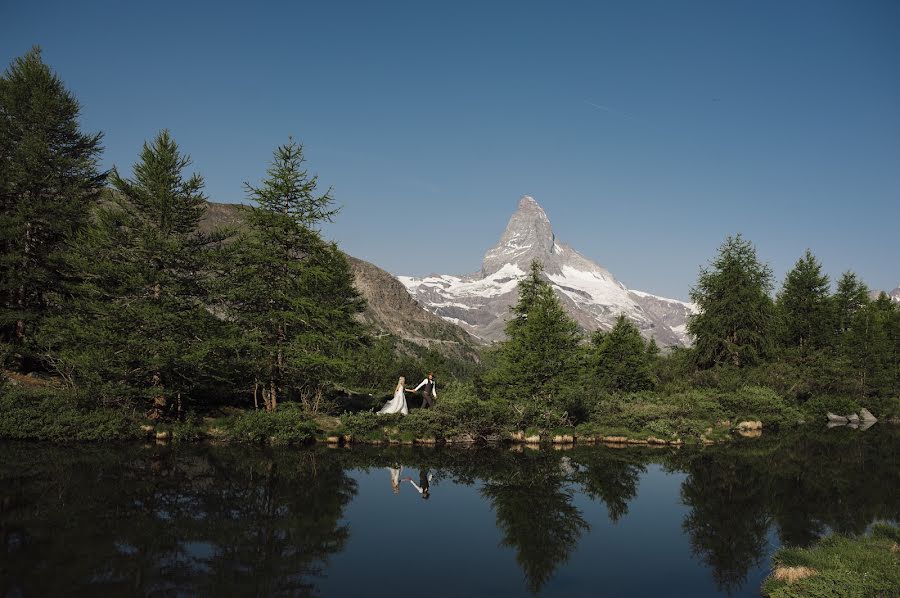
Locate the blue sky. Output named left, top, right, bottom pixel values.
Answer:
left=3, top=0, right=898, bottom=300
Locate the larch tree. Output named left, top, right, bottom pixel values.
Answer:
left=0, top=47, right=105, bottom=362
left=775, top=250, right=831, bottom=352
left=688, top=234, right=774, bottom=368
left=40, top=131, right=222, bottom=413
left=218, top=138, right=365, bottom=412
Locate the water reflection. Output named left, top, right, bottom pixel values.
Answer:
left=1, top=427, right=897, bottom=596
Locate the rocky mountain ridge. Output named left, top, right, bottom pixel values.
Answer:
left=198, top=202, right=482, bottom=360
left=399, top=196, right=695, bottom=346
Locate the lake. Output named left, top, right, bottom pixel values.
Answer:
left=1, top=427, right=897, bottom=597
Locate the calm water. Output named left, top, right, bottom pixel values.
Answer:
left=1, top=428, right=897, bottom=597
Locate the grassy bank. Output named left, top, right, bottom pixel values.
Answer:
left=3, top=380, right=897, bottom=445
left=763, top=524, right=900, bottom=597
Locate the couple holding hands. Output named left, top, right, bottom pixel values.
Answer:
left=378, top=372, right=437, bottom=415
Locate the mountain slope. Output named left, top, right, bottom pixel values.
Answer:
left=399, top=196, right=695, bottom=346
left=198, top=201, right=482, bottom=359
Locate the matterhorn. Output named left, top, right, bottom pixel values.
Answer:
left=399, top=196, right=695, bottom=346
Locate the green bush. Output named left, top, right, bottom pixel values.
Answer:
left=222, top=403, right=319, bottom=444
left=398, top=408, right=446, bottom=439
left=718, top=386, right=802, bottom=427
left=0, top=387, right=142, bottom=442
left=168, top=413, right=206, bottom=443
left=339, top=410, right=382, bottom=438
left=798, top=395, right=861, bottom=421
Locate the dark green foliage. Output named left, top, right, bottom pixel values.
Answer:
left=591, top=314, right=655, bottom=392
left=776, top=250, right=831, bottom=352
left=221, top=402, right=319, bottom=444
left=0, top=47, right=105, bottom=356
left=217, top=139, right=365, bottom=412
left=37, top=132, right=224, bottom=411
left=689, top=234, right=774, bottom=368
left=0, top=386, right=141, bottom=441
left=481, top=261, right=583, bottom=427
left=831, top=271, right=869, bottom=338
left=839, top=293, right=899, bottom=397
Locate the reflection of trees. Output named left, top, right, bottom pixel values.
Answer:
left=678, top=451, right=770, bottom=593
left=2, top=428, right=898, bottom=597
left=675, top=426, right=900, bottom=593
left=481, top=452, right=588, bottom=594
left=570, top=449, right=647, bottom=522
left=0, top=444, right=356, bottom=597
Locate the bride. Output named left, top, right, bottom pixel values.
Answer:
left=378, top=377, right=409, bottom=415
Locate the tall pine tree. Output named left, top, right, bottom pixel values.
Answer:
left=218, top=139, right=365, bottom=412
left=40, top=131, right=222, bottom=413
left=591, top=314, right=655, bottom=392
left=0, top=47, right=105, bottom=360
left=775, top=250, right=831, bottom=352
left=481, top=261, right=582, bottom=424
left=688, top=234, right=774, bottom=368
left=832, top=271, right=869, bottom=338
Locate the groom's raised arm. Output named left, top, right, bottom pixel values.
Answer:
left=412, top=379, right=427, bottom=391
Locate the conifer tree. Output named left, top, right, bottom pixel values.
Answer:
left=832, top=271, right=869, bottom=337
left=481, top=261, right=582, bottom=422
left=775, top=250, right=831, bottom=352
left=842, top=293, right=899, bottom=396
left=219, top=139, right=364, bottom=411
left=0, top=47, right=105, bottom=358
left=688, top=234, right=774, bottom=368
left=40, top=131, right=221, bottom=412
left=591, top=315, right=655, bottom=392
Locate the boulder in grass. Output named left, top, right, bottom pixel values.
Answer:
left=859, top=408, right=878, bottom=423
left=827, top=412, right=848, bottom=424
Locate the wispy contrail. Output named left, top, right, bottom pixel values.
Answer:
left=584, top=100, right=617, bottom=113
left=584, top=99, right=641, bottom=122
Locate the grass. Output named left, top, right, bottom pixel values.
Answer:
left=763, top=523, right=900, bottom=597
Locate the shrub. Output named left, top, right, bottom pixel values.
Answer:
left=222, top=403, right=318, bottom=444
left=398, top=408, right=446, bottom=439
left=339, top=411, right=382, bottom=438
left=799, top=395, right=862, bottom=421
left=0, top=387, right=142, bottom=442
left=718, top=386, right=801, bottom=428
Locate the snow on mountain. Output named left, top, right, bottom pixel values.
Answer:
left=890, top=286, right=900, bottom=303
left=399, top=195, right=695, bottom=346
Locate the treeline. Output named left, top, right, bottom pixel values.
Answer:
left=474, top=233, right=898, bottom=434
left=1, top=48, right=897, bottom=440
left=1, top=48, right=432, bottom=417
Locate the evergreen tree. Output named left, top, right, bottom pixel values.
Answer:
left=842, top=293, right=899, bottom=396
left=832, top=271, right=869, bottom=338
left=218, top=139, right=365, bottom=412
left=481, top=261, right=582, bottom=424
left=775, top=250, right=831, bottom=352
left=40, top=131, right=222, bottom=412
left=0, top=47, right=105, bottom=358
left=591, top=314, right=655, bottom=392
left=688, top=234, right=774, bottom=368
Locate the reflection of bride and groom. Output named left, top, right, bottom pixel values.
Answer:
left=387, top=465, right=433, bottom=499
left=377, top=373, right=437, bottom=415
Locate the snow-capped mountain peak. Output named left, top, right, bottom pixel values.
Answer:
left=401, top=195, right=695, bottom=346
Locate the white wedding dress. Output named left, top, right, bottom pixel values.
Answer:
left=378, top=386, right=408, bottom=415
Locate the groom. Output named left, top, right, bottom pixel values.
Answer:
left=410, top=372, right=437, bottom=409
